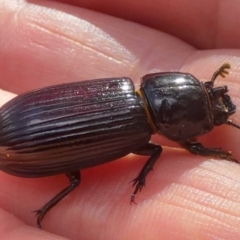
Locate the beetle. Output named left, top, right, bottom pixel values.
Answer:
left=0, top=63, right=239, bottom=228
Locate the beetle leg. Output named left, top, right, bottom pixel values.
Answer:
left=34, top=171, right=81, bottom=228
left=179, top=139, right=239, bottom=163
left=131, top=143, right=162, bottom=204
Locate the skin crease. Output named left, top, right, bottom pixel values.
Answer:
left=0, top=0, right=240, bottom=239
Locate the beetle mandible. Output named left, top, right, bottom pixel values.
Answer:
left=0, top=63, right=239, bottom=228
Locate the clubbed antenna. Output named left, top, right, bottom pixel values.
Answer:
left=211, top=63, right=231, bottom=83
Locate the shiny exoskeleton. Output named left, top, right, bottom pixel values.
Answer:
left=0, top=63, right=239, bottom=228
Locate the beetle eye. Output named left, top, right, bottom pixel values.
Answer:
left=214, top=113, right=228, bottom=125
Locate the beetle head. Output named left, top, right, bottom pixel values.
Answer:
left=205, top=84, right=236, bottom=126
left=203, top=63, right=240, bottom=129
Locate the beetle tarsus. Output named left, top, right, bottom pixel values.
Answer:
left=130, top=144, right=162, bottom=203
left=130, top=195, right=137, bottom=204
left=130, top=176, right=145, bottom=201
left=131, top=176, right=145, bottom=187
left=130, top=178, right=145, bottom=204
left=36, top=212, right=43, bottom=229
left=32, top=209, right=44, bottom=229
left=33, top=171, right=81, bottom=228
left=180, top=140, right=239, bottom=163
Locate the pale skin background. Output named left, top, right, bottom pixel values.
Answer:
left=0, top=0, right=240, bottom=239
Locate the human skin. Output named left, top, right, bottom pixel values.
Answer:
left=0, top=0, right=240, bottom=239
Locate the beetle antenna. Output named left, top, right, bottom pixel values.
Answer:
left=211, top=63, right=231, bottom=83
left=226, top=119, right=240, bottom=129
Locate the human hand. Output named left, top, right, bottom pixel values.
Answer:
left=0, top=1, right=240, bottom=239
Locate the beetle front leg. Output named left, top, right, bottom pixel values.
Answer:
left=131, top=143, right=162, bottom=203
left=34, top=171, right=81, bottom=228
left=179, top=139, right=239, bottom=163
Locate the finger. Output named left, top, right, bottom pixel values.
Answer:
left=0, top=1, right=240, bottom=240
left=0, top=0, right=193, bottom=94
left=0, top=208, right=68, bottom=239
left=56, top=0, right=240, bottom=49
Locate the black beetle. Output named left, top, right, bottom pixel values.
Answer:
left=0, top=63, right=239, bottom=228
